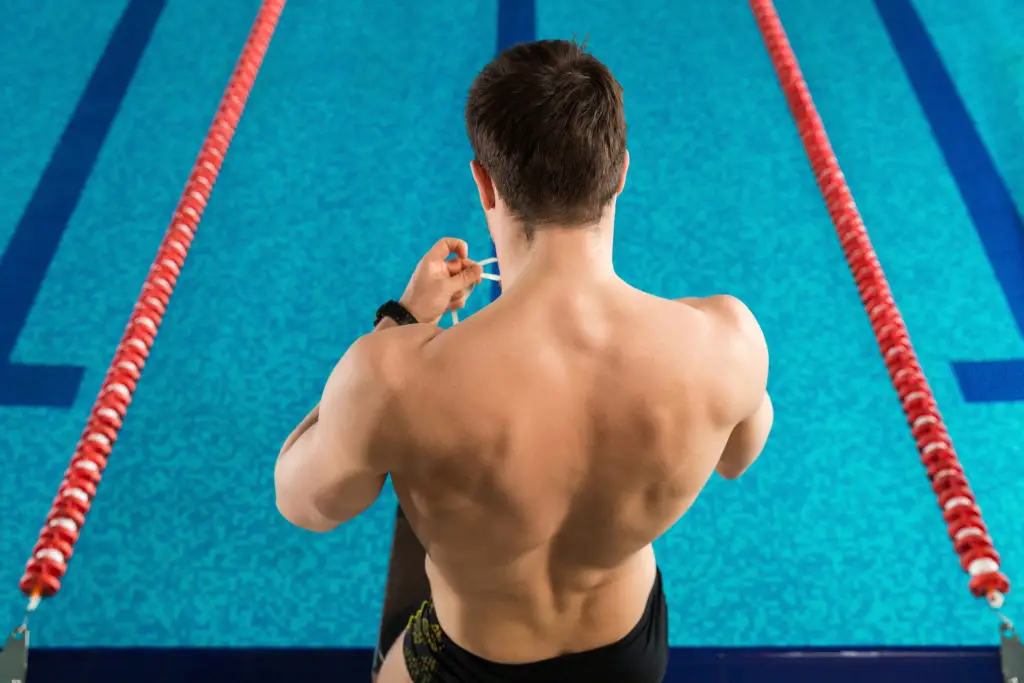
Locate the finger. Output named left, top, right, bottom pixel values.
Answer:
left=447, top=290, right=469, bottom=310
left=457, top=261, right=484, bottom=289
left=429, top=238, right=469, bottom=261
left=445, top=257, right=478, bottom=276
left=446, top=281, right=474, bottom=309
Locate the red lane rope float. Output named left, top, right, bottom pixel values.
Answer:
left=18, top=0, right=287, bottom=602
left=748, top=0, right=1010, bottom=605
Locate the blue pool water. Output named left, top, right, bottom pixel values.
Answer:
left=2, top=0, right=1022, bottom=668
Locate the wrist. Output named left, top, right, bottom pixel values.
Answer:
left=397, top=297, right=437, bottom=325
left=375, top=299, right=419, bottom=329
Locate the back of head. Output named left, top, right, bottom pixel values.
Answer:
left=466, top=39, right=627, bottom=234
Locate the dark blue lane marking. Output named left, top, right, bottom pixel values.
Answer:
left=25, top=646, right=1000, bottom=683
left=497, top=0, right=536, bottom=50
left=873, top=0, right=1024, bottom=403
left=484, top=0, right=536, bottom=302
left=0, top=0, right=167, bottom=407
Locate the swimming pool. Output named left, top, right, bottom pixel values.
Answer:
left=2, top=0, right=1022, bottom=681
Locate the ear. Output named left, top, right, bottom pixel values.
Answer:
left=470, top=160, right=497, bottom=211
left=616, top=150, right=630, bottom=196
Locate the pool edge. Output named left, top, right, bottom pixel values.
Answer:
left=24, top=646, right=1001, bottom=682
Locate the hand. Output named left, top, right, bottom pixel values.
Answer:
left=399, top=238, right=484, bottom=324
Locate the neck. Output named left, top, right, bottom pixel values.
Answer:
left=491, top=216, right=616, bottom=291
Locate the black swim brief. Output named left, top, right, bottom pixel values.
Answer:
left=396, top=569, right=668, bottom=683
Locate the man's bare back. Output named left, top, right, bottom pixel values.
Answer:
left=274, top=39, right=772, bottom=683
left=368, top=269, right=770, bottom=679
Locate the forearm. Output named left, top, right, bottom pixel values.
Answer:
left=717, top=392, right=773, bottom=480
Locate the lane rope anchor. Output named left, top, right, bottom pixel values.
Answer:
left=1002, top=614, right=1024, bottom=683
left=0, top=595, right=36, bottom=683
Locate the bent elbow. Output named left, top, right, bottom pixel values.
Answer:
left=274, top=472, right=338, bottom=533
left=715, top=461, right=748, bottom=480
left=275, top=495, right=337, bottom=533
left=717, top=394, right=773, bottom=481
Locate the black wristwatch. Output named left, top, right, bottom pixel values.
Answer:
left=374, top=300, right=418, bottom=327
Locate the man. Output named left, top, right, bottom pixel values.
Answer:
left=275, top=39, right=771, bottom=683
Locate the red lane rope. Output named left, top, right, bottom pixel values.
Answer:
left=19, top=0, right=287, bottom=601
left=747, top=0, right=1010, bottom=605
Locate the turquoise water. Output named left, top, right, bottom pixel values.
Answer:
left=1, top=0, right=1021, bottom=650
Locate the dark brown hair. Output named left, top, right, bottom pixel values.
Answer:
left=466, top=39, right=627, bottom=235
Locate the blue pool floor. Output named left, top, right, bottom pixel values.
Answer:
left=1, top=1, right=1023, bottom=678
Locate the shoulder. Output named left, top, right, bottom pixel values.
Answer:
left=319, top=325, right=445, bottom=469
left=679, top=295, right=766, bottom=359
left=677, top=295, right=768, bottom=418
left=328, top=324, right=443, bottom=398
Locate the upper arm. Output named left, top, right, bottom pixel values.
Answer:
left=686, top=294, right=769, bottom=423
left=273, top=335, right=394, bottom=531
left=682, top=295, right=771, bottom=478
left=315, top=335, right=398, bottom=477
left=314, top=324, right=442, bottom=475
left=275, top=325, right=443, bottom=531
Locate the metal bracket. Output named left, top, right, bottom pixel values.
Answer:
left=1002, top=621, right=1024, bottom=683
left=0, top=626, right=28, bottom=683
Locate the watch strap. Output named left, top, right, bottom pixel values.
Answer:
left=375, top=300, right=418, bottom=327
